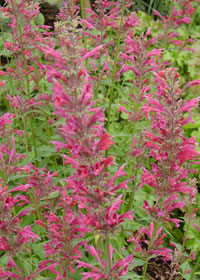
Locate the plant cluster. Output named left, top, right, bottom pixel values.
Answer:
left=0, top=0, right=199, bottom=279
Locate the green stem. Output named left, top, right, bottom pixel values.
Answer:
left=22, top=53, right=37, bottom=157
left=121, top=105, right=139, bottom=213
left=127, top=168, right=138, bottom=211
left=147, top=0, right=154, bottom=16
left=142, top=222, right=159, bottom=280
left=105, top=236, right=111, bottom=273
left=43, top=111, right=51, bottom=139
left=80, top=0, right=85, bottom=20
left=106, top=5, right=125, bottom=133
left=178, top=204, right=192, bottom=265
left=121, top=156, right=137, bottom=214
left=80, top=0, right=88, bottom=68
left=190, top=255, right=200, bottom=280
left=163, top=25, right=169, bottom=51
left=16, top=255, right=28, bottom=276
left=142, top=257, right=149, bottom=280
left=93, top=54, right=102, bottom=100
left=163, top=1, right=174, bottom=51
left=93, top=28, right=104, bottom=100
left=22, top=114, right=29, bottom=162
left=28, top=190, right=46, bottom=245
left=11, top=0, right=37, bottom=158
left=186, top=6, right=198, bottom=39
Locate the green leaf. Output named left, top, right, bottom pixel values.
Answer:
left=132, top=258, right=145, bottom=268
left=32, top=243, right=46, bottom=259
left=0, top=255, right=9, bottom=266
left=121, top=111, right=129, bottom=120
left=41, top=190, right=60, bottom=200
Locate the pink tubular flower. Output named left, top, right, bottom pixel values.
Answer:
left=80, top=45, right=103, bottom=61
left=96, top=133, right=114, bottom=151
left=154, top=3, right=193, bottom=28
left=0, top=184, right=39, bottom=255
left=77, top=245, right=133, bottom=280
left=0, top=136, right=32, bottom=182
left=0, top=112, right=22, bottom=139
left=128, top=222, right=172, bottom=261
left=84, top=197, right=133, bottom=234
left=179, top=97, right=199, bottom=112
left=143, top=194, right=185, bottom=227
left=153, top=1, right=197, bottom=49
left=7, top=95, right=42, bottom=114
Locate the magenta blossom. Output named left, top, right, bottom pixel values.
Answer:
left=0, top=184, right=40, bottom=255
left=83, top=196, right=133, bottom=234
left=143, top=194, right=185, bottom=227
left=128, top=222, right=172, bottom=261
left=77, top=245, right=133, bottom=280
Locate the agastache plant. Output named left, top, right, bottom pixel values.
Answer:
left=39, top=6, right=133, bottom=278
left=142, top=68, right=199, bottom=199
left=1, top=0, right=51, bottom=158
left=140, top=68, right=200, bottom=277
left=40, top=192, right=87, bottom=279
left=118, top=27, right=163, bottom=212
left=77, top=244, right=133, bottom=280
left=0, top=0, right=200, bottom=279
left=0, top=183, right=42, bottom=279
left=154, top=0, right=198, bottom=50
left=0, top=114, right=31, bottom=185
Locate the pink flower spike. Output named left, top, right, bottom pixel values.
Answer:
left=13, top=209, right=30, bottom=220
left=102, top=156, right=114, bottom=171
left=119, top=105, right=130, bottom=117
left=166, top=218, right=181, bottom=227
left=170, top=242, right=179, bottom=250
left=44, top=46, right=63, bottom=61
left=185, top=269, right=192, bottom=274
left=152, top=227, right=163, bottom=244
left=8, top=258, right=22, bottom=274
